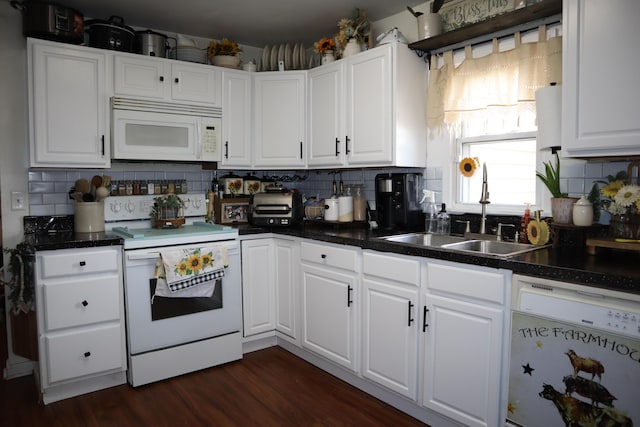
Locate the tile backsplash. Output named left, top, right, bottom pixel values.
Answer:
left=27, top=159, right=631, bottom=222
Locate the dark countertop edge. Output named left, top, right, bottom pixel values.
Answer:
left=24, top=233, right=123, bottom=251
left=237, top=225, right=640, bottom=296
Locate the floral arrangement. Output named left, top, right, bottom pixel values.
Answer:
left=207, top=38, right=242, bottom=58
left=174, top=248, right=213, bottom=276
left=598, top=170, right=640, bottom=216
left=335, top=8, right=370, bottom=50
left=314, top=37, right=336, bottom=54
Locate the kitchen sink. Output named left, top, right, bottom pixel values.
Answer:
left=378, top=233, right=468, bottom=247
left=441, top=239, right=543, bottom=257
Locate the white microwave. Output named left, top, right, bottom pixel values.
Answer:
left=111, top=97, right=221, bottom=162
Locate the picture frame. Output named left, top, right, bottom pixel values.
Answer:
left=214, top=197, right=250, bottom=224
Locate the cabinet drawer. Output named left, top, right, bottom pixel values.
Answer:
left=40, top=248, right=119, bottom=279
left=300, top=241, right=358, bottom=272
left=43, top=274, right=121, bottom=331
left=363, top=251, right=420, bottom=286
left=44, top=324, right=124, bottom=384
left=426, top=261, right=506, bottom=304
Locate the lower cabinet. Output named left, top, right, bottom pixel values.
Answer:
left=241, top=237, right=298, bottom=339
left=362, top=250, right=420, bottom=400
left=421, top=259, right=509, bottom=427
left=300, top=240, right=360, bottom=372
left=35, top=246, right=127, bottom=404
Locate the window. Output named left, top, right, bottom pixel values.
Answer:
left=456, top=132, right=537, bottom=211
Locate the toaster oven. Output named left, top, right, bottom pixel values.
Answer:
left=248, top=189, right=303, bottom=226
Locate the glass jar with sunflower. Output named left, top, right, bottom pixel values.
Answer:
left=598, top=170, right=640, bottom=239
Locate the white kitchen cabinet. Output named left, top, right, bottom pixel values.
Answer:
left=300, top=240, right=359, bottom=372
left=114, top=53, right=221, bottom=106
left=362, top=250, right=420, bottom=400
left=307, top=43, right=427, bottom=168
left=28, top=39, right=110, bottom=168
left=220, top=70, right=253, bottom=168
left=562, top=0, right=640, bottom=157
left=253, top=72, right=306, bottom=168
left=274, top=238, right=299, bottom=341
left=241, top=239, right=275, bottom=337
left=421, top=260, right=509, bottom=427
left=35, top=246, right=127, bottom=404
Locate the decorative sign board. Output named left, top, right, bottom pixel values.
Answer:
left=440, top=0, right=518, bottom=32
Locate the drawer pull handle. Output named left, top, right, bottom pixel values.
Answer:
left=422, top=306, right=429, bottom=332
left=347, top=285, right=353, bottom=307
left=84, top=351, right=91, bottom=358
left=79, top=261, right=86, bottom=266
left=81, top=300, right=88, bottom=307
left=408, top=301, right=414, bottom=326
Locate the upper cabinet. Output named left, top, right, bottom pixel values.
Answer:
left=562, top=0, right=640, bottom=157
left=307, top=43, right=427, bottom=168
left=114, top=54, right=221, bottom=106
left=28, top=39, right=110, bottom=168
left=220, top=69, right=253, bottom=168
left=253, top=72, right=306, bottom=169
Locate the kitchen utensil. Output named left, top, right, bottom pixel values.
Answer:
left=339, top=171, right=344, bottom=196
left=331, top=171, right=337, bottom=196
left=82, top=193, right=95, bottom=202
left=75, top=178, right=91, bottom=194
left=84, top=15, right=134, bottom=52
left=406, top=5, right=423, bottom=17
left=134, top=29, right=169, bottom=57
left=91, top=175, right=103, bottom=188
left=95, top=186, right=110, bottom=202
left=11, top=0, right=84, bottom=44
left=69, top=191, right=83, bottom=202
left=102, top=175, right=111, bottom=187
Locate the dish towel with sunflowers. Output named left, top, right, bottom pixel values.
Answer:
left=156, top=246, right=228, bottom=294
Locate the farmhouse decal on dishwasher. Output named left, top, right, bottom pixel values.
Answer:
left=507, top=313, right=639, bottom=426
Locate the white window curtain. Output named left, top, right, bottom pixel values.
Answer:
left=426, top=27, right=562, bottom=136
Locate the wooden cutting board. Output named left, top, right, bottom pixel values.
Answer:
left=586, top=237, right=640, bottom=255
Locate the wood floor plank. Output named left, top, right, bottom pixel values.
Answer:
left=1, top=346, right=428, bottom=426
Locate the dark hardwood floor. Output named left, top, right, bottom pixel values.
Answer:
left=1, top=325, right=428, bottom=427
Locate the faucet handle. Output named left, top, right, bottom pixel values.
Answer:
left=496, top=223, right=516, bottom=241
left=456, top=220, right=471, bottom=233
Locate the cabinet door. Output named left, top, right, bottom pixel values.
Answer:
left=362, top=277, right=418, bottom=400
left=301, top=263, right=357, bottom=372
left=274, top=238, right=298, bottom=340
left=29, top=41, right=109, bottom=168
left=171, top=62, right=221, bottom=106
left=254, top=73, right=306, bottom=168
left=345, top=45, right=393, bottom=165
left=422, top=293, right=503, bottom=427
left=563, top=0, right=640, bottom=157
left=307, top=62, right=345, bottom=168
left=241, top=239, right=275, bottom=336
left=114, top=55, right=167, bottom=99
left=221, top=70, right=252, bottom=168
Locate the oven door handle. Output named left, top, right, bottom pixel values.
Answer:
left=127, top=252, right=160, bottom=261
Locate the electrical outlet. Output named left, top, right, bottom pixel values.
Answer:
left=11, top=191, right=25, bottom=210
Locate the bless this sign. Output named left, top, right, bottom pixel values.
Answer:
left=440, top=0, right=518, bottom=32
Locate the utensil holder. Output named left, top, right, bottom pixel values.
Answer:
left=74, top=201, right=105, bottom=233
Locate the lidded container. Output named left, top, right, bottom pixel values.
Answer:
left=338, top=186, right=353, bottom=222
left=219, top=172, right=243, bottom=197
left=352, top=185, right=367, bottom=222
left=243, top=173, right=261, bottom=195
left=435, top=203, right=450, bottom=235
left=572, top=196, right=593, bottom=226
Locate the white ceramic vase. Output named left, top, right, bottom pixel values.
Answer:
left=342, top=39, right=362, bottom=58
left=322, top=50, right=335, bottom=64
left=417, top=13, right=443, bottom=40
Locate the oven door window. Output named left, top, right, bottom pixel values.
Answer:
left=150, top=278, right=222, bottom=321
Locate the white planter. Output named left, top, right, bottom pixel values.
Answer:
left=342, top=39, right=362, bottom=58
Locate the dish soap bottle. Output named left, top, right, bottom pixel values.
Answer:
left=435, top=203, right=451, bottom=235
left=419, top=190, right=438, bottom=233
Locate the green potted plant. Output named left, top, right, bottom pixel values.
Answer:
left=151, top=194, right=185, bottom=220
left=536, top=153, right=578, bottom=224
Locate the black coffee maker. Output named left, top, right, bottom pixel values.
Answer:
left=375, top=173, right=424, bottom=230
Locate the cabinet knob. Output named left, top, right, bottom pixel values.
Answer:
left=174, top=77, right=179, bottom=84
left=321, top=254, right=327, bottom=259
left=159, top=76, right=164, bottom=82
left=81, top=300, right=88, bottom=307
left=84, top=351, right=91, bottom=358
left=79, top=261, right=86, bottom=266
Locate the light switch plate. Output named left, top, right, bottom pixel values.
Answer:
left=11, top=191, right=25, bottom=210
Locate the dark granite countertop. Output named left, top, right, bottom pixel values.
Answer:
left=236, top=224, right=640, bottom=296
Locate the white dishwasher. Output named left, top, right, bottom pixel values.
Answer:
left=507, top=274, right=640, bottom=427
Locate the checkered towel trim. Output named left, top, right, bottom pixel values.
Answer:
left=167, top=268, right=225, bottom=292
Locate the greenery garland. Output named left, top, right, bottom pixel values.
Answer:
left=1, top=243, right=35, bottom=314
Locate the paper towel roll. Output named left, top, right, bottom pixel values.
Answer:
left=535, top=84, right=562, bottom=150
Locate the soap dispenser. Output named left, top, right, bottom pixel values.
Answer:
left=419, top=190, right=438, bottom=233
left=435, top=203, right=451, bottom=235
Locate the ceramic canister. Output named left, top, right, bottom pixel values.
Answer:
left=338, top=195, right=353, bottom=222
left=324, top=198, right=339, bottom=221
left=572, top=196, right=594, bottom=226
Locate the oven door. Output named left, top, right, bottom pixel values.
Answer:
left=122, top=240, right=240, bottom=355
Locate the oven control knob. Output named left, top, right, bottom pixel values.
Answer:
left=193, top=199, right=202, bottom=209
left=110, top=201, right=122, bottom=213
left=125, top=201, right=135, bottom=213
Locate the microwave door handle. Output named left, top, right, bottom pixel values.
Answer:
left=196, top=122, right=202, bottom=159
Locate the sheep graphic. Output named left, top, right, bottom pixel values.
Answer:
left=566, top=349, right=605, bottom=382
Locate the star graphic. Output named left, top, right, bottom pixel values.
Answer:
left=522, top=363, right=535, bottom=375
left=536, top=340, right=543, bottom=348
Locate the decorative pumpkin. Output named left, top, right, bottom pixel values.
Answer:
left=459, top=157, right=479, bottom=177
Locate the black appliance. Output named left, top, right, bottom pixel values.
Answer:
left=11, top=1, right=84, bottom=44
left=375, top=173, right=424, bottom=230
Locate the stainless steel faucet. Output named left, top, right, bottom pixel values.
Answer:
left=479, top=163, right=490, bottom=234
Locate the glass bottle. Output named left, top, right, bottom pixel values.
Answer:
left=353, top=185, right=367, bottom=222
